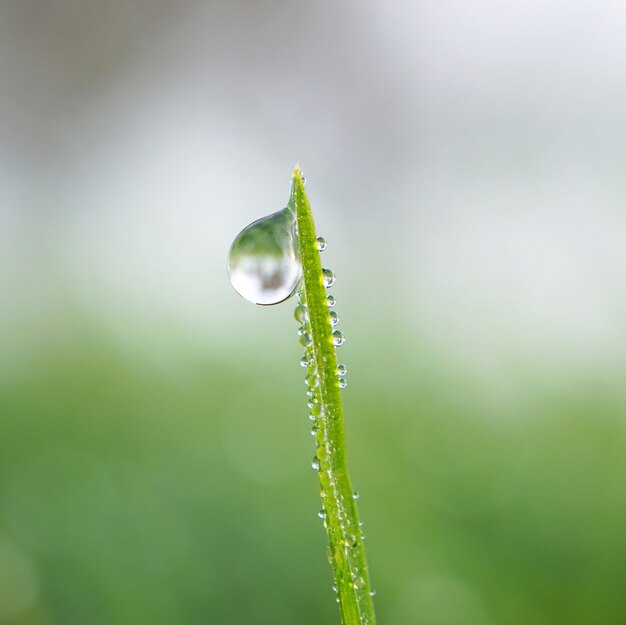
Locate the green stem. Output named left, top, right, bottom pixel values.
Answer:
left=290, top=166, right=377, bottom=625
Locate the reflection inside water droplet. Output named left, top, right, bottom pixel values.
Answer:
left=332, top=330, right=346, bottom=346
left=322, top=268, right=336, bottom=288
left=228, top=207, right=301, bottom=305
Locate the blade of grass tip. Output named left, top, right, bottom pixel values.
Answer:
left=289, top=166, right=377, bottom=625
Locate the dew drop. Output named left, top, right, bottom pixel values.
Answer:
left=329, top=310, right=339, bottom=326
left=353, top=577, right=366, bottom=590
left=337, top=364, right=347, bottom=376
left=353, top=491, right=360, bottom=500
left=294, top=304, right=308, bottom=323
left=332, top=583, right=338, bottom=593
left=311, top=456, right=320, bottom=471
left=326, top=295, right=337, bottom=307
left=318, top=509, right=327, bottom=520
left=338, top=377, right=347, bottom=389
left=305, top=373, right=319, bottom=388
left=317, top=444, right=329, bottom=462
left=299, top=332, right=312, bottom=348
left=300, top=356, right=309, bottom=368
left=369, top=589, right=377, bottom=597
left=228, top=207, right=301, bottom=305
left=309, top=403, right=322, bottom=417
left=332, top=330, right=346, bottom=346
left=316, top=236, right=327, bottom=251
left=322, top=268, right=336, bottom=288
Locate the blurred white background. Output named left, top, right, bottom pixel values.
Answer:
left=1, top=0, right=625, bottom=377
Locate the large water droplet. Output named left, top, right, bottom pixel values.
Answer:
left=326, top=295, right=337, bottom=307
left=228, top=207, right=301, bottom=305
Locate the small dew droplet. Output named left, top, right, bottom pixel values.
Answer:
left=299, top=333, right=312, bottom=348
left=311, top=456, right=320, bottom=471
left=309, top=403, right=322, bottom=417
left=332, top=330, right=346, bottom=346
left=300, top=356, right=309, bottom=368
left=294, top=304, right=308, bottom=323
left=322, top=268, right=336, bottom=288
left=327, top=295, right=337, bottom=307
left=369, top=589, right=377, bottom=597
left=353, top=491, right=360, bottom=500
left=329, top=310, right=339, bottom=326
left=228, top=207, right=301, bottom=305
left=338, top=377, right=347, bottom=389
left=318, top=509, right=327, bottom=520
left=316, top=236, right=327, bottom=251
left=353, top=577, right=366, bottom=590
left=337, top=364, right=348, bottom=376
left=305, top=373, right=319, bottom=388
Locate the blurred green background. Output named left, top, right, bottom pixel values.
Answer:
left=1, top=1, right=626, bottom=624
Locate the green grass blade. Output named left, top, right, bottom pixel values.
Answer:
left=290, top=166, right=377, bottom=625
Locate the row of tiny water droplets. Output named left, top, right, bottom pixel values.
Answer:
left=296, top=237, right=373, bottom=623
